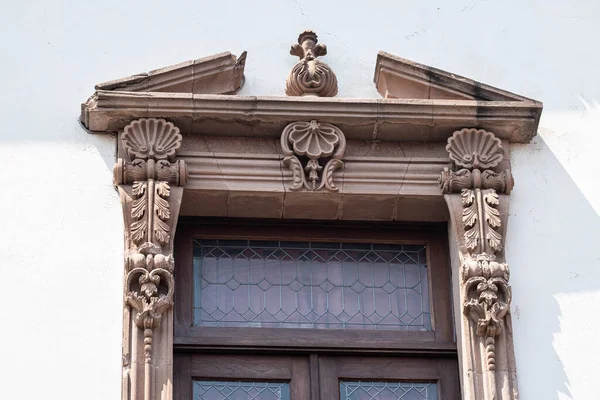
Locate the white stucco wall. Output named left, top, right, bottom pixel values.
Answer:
left=1, top=1, right=598, bottom=399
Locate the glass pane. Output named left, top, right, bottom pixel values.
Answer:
left=193, top=380, right=290, bottom=400
left=340, top=381, right=437, bottom=400
left=193, top=240, right=432, bottom=331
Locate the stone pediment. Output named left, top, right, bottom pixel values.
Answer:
left=81, top=51, right=246, bottom=123
left=95, top=51, right=246, bottom=94
left=375, top=51, right=536, bottom=102
left=81, top=50, right=541, bottom=144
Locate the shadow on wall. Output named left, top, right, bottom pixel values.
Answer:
left=508, top=134, right=600, bottom=400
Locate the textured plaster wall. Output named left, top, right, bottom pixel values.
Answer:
left=1, top=1, right=598, bottom=399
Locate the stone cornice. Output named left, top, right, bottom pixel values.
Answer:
left=83, top=91, right=542, bottom=143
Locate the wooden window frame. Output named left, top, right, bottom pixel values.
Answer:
left=174, top=218, right=455, bottom=354
left=173, top=218, right=458, bottom=398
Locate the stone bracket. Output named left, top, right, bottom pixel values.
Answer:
left=440, top=128, right=518, bottom=400
left=115, top=118, right=187, bottom=400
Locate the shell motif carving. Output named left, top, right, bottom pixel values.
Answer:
left=285, top=31, right=338, bottom=97
left=446, top=128, right=504, bottom=169
left=281, top=120, right=346, bottom=191
left=288, top=120, right=340, bottom=158
left=122, top=118, right=183, bottom=161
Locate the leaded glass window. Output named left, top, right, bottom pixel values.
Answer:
left=194, top=380, right=290, bottom=400
left=174, top=222, right=459, bottom=399
left=340, top=381, right=437, bottom=400
left=193, top=240, right=431, bottom=330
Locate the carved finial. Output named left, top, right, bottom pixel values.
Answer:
left=285, top=30, right=338, bottom=97
left=281, top=120, right=346, bottom=191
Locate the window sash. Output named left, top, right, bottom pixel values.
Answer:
left=174, top=220, right=455, bottom=352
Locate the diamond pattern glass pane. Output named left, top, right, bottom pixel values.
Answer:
left=193, top=381, right=290, bottom=400
left=193, top=240, right=431, bottom=330
left=340, top=381, right=437, bottom=400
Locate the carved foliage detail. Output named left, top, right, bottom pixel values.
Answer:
left=125, top=243, right=174, bottom=363
left=462, top=253, right=511, bottom=370
left=441, top=128, right=513, bottom=390
left=130, top=181, right=171, bottom=247
left=285, top=31, right=338, bottom=97
left=281, top=120, right=346, bottom=191
left=462, top=189, right=503, bottom=253
left=117, top=118, right=186, bottom=249
left=114, top=118, right=186, bottom=377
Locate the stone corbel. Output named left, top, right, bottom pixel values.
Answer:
left=114, top=118, right=187, bottom=400
left=439, top=128, right=517, bottom=400
left=281, top=120, right=346, bottom=191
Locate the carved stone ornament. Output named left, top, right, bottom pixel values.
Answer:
left=440, top=129, right=514, bottom=195
left=285, top=30, right=338, bottom=97
left=440, top=128, right=516, bottom=399
left=114, top=118, right=187, bottom=400
left=281, top=120, right=346, bottom=191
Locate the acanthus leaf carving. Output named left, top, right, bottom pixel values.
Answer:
left=153, top=181, right=171, bottom=246
left=285, top=31, right=338, bottom=97
left=460, top=188, right=504, bottom=254
left=281, top=120, right=346, bottom=192
left=483, top=190, right=503, bottom=252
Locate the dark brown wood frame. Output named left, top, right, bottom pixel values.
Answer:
left=173, top=218, right=459, bottom=399
left=175, top=218, right=455, bottom=353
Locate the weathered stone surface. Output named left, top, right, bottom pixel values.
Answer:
left=82, top=92, right=542, bottom=143
left=115, top=118, right=188, bottom=400
left=286, top=31, right=338, bottom=97
left=441, top=128, right=518, bottom=400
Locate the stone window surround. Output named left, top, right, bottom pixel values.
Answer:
left=81, top=49, right=542, bottom=400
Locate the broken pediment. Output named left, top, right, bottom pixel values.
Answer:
left=81, top=48, right=541, bottom=144
left=374, top=51, right=537, bottom=102
left=93, top=51, right=246, bottom=95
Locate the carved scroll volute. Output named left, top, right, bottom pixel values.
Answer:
left=285, top=30, right=338, bottom=97
left=114, top=118, right=187, bottom=400
left=440, top=128, right=517, bottom=400
left=281, top=120, right=346, bottom=192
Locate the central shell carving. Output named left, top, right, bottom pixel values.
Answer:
left=289, top=120, right=340, bottom=159
left=446, top=128, right=504, bottom=169
left=122, top=118, right=183, bottom=161
left=281, top=120, right=346, bottom=192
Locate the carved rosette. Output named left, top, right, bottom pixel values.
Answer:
left=281, top=120, right=346, bottom=191
left=440, top=128, right=514, bottom=399
left=285, top=31, right=338, bottom=97
left=114, top=118, right=187, bottom=400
